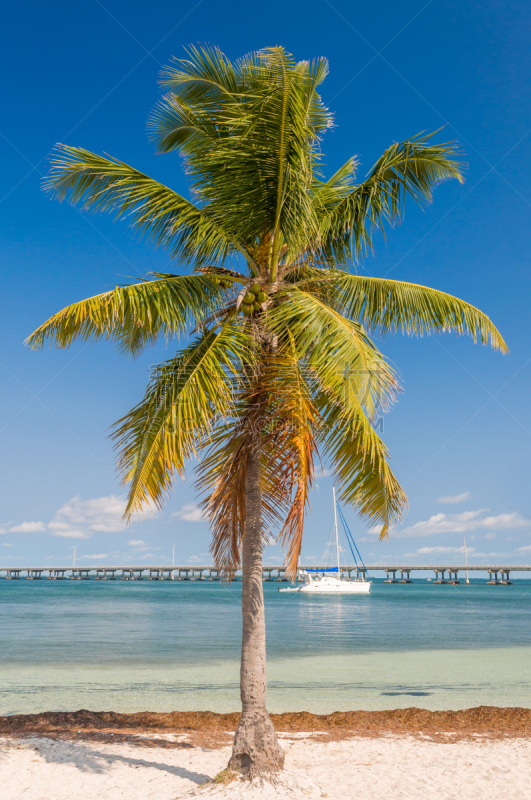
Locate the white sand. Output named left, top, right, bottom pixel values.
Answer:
left=1, top=733, right=530, bottom=799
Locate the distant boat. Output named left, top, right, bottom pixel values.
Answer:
left=280, top=489, right=371, bottom=594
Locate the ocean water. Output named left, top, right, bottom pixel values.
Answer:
left=1, top=579, right=530, bottom=715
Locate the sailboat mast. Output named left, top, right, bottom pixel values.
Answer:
left=333, top=487, right=340, bottom=578
left=464, top=536, right=469, bottom=584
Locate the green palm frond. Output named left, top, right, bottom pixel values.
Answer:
left=113, top=320, right=253, bottom=517
left=148, top=95, right=220, bottom=154
left=319, top=398, right=407, bottom=537
left=150, top=46, right=333, bottom=268
left=317, top=133, right=465, bottom=264
left=149, top=46, right=244, bottom=155
left=44, top=146, right=252, bottom=268
left=267, top=287, right=399, bottom=419
left=159, top=44, right=241, bottom=108
left=26, top=273, right=235, bottom=355
left=296, top=271, right=508, bottom=352
left=294, top=56, right=331, bottom=135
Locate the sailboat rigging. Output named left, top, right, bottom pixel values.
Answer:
left=279, top=489, right=372, bottom=594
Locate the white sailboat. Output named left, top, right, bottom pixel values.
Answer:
left=279, top=489, right=371, bottom=594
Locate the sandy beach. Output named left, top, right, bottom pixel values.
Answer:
left=2, top=731, right=531, bottom=799
left=2, top=708, right=531, bottom=798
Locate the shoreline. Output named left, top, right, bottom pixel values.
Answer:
left=3, top=709, right=531, bottom=798
left=2, top=706, right=531, bottom=748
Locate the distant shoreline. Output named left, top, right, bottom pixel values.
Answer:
left=2, top=707, right=531, bottom=748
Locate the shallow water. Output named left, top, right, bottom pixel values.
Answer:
left=1, top=580, right=530, bottom=714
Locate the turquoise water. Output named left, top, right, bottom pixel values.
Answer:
left=1, top=580, right=530, bottom=714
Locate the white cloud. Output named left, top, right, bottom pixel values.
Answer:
left=172, top=504, right=205, bottom=523
left=517, top=545, right=531, bottom=553
left=82, top=553, right=108, bottom=559
left=48, top=525, right=90, bottom=539
left=10, top=521, right=46, bottom=533
left=399, top=509, right=528, bottom=537
left=2, top=543, right=13, bottom=547
left=438, top=492, right=470, bottom=504
left=485, top=533, right=496, bottom=540
left=50, top=495, right=127, bottom=534
left=417, top=545, right=474, bottom=555
left=128, top=539, right=146, bottom=546
left=1, top=494, right=155, bottom=540
left=315, top=467, right=333, bottom=478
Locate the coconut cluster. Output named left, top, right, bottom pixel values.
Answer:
left=211, top=276, right=232, bottom=290
left=240, top=283, right=267, bottom=316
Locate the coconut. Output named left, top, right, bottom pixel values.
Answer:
left=256, top=291, right=267, bottom=303
left=250, top=283, right=261, bottom=294
left=242, top=304, right=253, bottom=316
left=244, top=292, right=255, bottom=304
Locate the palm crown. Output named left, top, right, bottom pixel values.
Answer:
left=28, top=45, right=506, bottom=578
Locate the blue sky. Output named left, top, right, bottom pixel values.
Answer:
left=1, top=0, right=530, bottom=569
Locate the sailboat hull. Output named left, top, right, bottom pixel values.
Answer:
left=280, top=577, right=371, bottom=593
left=299, top=579, right=371, bottom=594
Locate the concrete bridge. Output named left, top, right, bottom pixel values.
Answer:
left=0, top=564, right=530, bottom=584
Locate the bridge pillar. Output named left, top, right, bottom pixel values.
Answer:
left=487, top=570, right=500, bottom=585
left=384, top=569, right=397, bottom=583
left=399, top=569, right=412, bottom=583
left=500, top=570, right=512, bottom=585
left=448, top=570, right=460, bottom=584
left=433, top=570, right=447, bottom=584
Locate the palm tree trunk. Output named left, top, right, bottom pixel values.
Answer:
left=228, top=436, right=285, bottom=778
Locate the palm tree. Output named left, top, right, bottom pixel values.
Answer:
left=28, top=46, right=506, bottom=778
